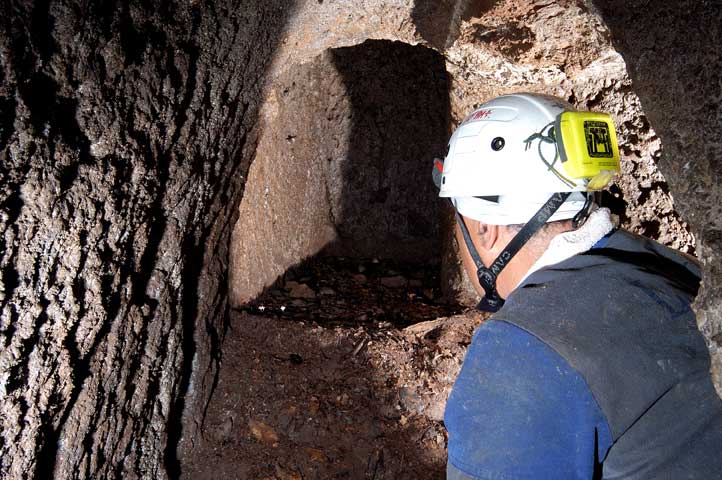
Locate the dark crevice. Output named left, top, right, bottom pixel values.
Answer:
left=83, top=382, right=108, bottom=479
left=4, top=299, right=48, bottom=395
left=168, top=6, right=202, bottom=149
left=602, top=183, right=629, bottom=225
left=0, top=182, right=24, bottom=321
left=55, top=95, right=93, bottom=192
left=109, top=155, right=133, bottom=213
left=124, top=151, right=170, bottom=455
left=162, top=7, right=205, bottom=477
left=640, top=219, right=662, bottom=239
left=17, top=70, right=93, bottom=192
left=201, top=285, right=224, bottom=427
left=2, top=264, right=20, bottom=307
left=112, top=24, right=200, bottom=475
left=118, top=7, right=147, bottom=67
left=637, top=180, right=670, bottom=205
left=0, top=176, right=25, bottom=219
left=1, top=308, right=18, bottom=349
left=19, top=72, right=58, bottom=135
left=164, top=215, right=204, bottom=479
left=0, top=95, right=17, bottom=149
left=70, top=275, right=87, bottom=345
left=30, top=0, right=56, bottom=62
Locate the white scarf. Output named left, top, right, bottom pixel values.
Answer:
left=520, top=207, right=619, bottom=285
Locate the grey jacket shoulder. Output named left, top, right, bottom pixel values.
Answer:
left=495, top=229, right=722, bottom=478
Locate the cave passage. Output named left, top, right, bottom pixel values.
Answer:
left=182, top=41, right=472, bottom=478
left=229, top=40, right=461, bottom=326
left=3, top=1, right=720, bottom=479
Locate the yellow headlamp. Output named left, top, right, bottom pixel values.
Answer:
left=554, top=111, right=621, bottom=190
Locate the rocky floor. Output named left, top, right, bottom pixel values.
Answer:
left=181, top=257, right=487, bottom=479
left=237, top=256, right=466, bottom=327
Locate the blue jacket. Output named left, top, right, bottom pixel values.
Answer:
left=445, top=230, right=722, bottom=479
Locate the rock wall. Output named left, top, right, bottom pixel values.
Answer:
left=0, top=1, right=296, bottom=478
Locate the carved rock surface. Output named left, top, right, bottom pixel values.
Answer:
left=1, top=0, right=719, bottom=479
left=0, top=0, right=296, bottom=478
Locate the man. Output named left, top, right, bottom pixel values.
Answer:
left=434, top=93, right=722, bottom=479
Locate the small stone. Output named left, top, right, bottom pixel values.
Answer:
left=319, top=287, right=335, bottom=295
left=399, top=415, right=408, bottom=426
left=309, top=396, right=320, bottom=414
left=286, top=281, right=316, bottom=299
left=249, top=419, right=279, bottom=447
left=422, top=288, right=435, bottom=300
left=305, top=447, right=327, bottom=463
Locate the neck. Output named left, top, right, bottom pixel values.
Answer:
left=495, top=220, right=575, bottom=297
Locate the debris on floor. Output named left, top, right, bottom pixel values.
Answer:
left=237, top=256, right=465, bottom=328
left=183, top=257, right=488, bottom=479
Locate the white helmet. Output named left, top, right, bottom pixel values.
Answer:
left=438, top=93, right=590, bottom=225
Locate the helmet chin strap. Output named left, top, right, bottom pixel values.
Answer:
left=454, top=192, right=572, bottom=312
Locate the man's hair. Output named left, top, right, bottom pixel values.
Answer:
left=504, top=219, right=573, bottom=243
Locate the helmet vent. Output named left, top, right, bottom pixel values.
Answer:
left=491, top=137, right=505, bottom=151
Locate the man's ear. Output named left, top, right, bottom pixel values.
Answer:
left=476, top=222, right=500, bottom=251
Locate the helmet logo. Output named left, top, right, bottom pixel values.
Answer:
left=470, top=109, right=492, bottom=121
